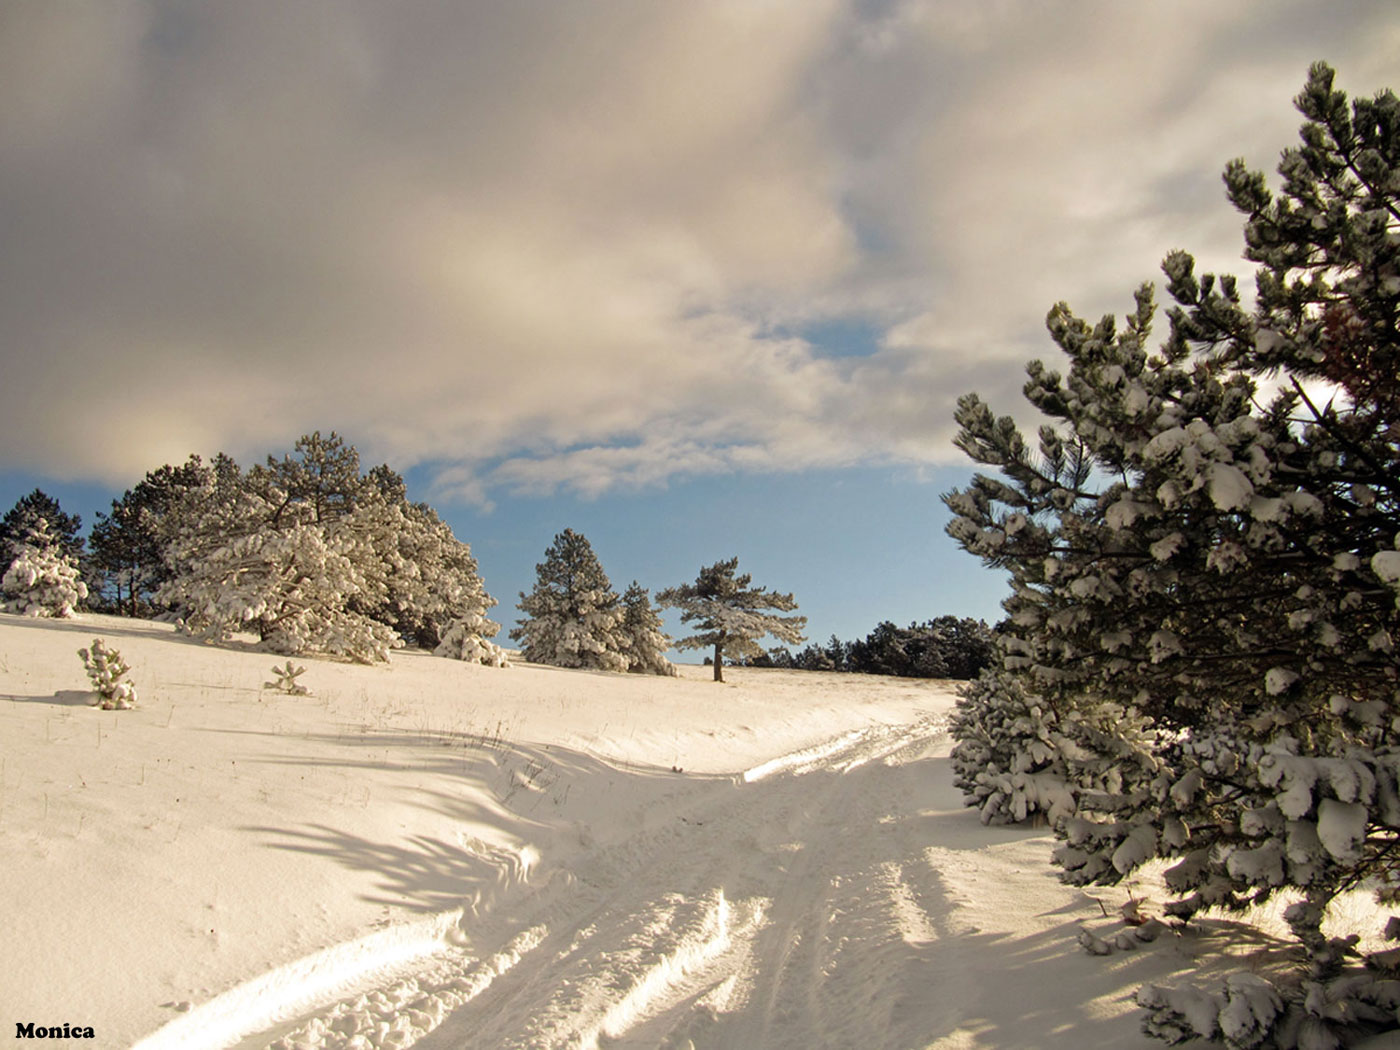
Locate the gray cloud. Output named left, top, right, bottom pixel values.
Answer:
left=1, top=1, right=1396, bottom=500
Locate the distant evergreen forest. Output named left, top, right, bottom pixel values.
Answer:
left=738, top=616, right=996, bottom=680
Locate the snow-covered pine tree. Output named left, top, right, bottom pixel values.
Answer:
left=657, top=558, right=806, bottom=682
left=1, top=489, right=83, bottom=570
left=619, top=581, right=676, bottom=676
left=511, top=529, right=629, bottom=671
left=363, top=492, right=499, bottom=650
left=945, top=62, right=1400, bottom=1046
left=2, top=518, right=88, bottom=618
left=157, top=441, right=397, bottom=663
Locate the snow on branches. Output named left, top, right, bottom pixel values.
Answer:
left=435, top=612, right=510, bottom=667
left=155, top=433, right=498, bottom=665
left=950, top=669, right=1076, bottom=826
left=162, top=513, right=399, bottom=663
left=511, top=529, right=629, bottom=672
left=946, top=63, right=1400, bottom=1047
left=657, top=558, right=805, bottom=682
left=2, top=518, right=87, bottom=618
left=78, top=639, right=137, bottom=709
left=619, top=582, right=676, bottom=677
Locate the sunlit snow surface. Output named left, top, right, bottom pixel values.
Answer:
left=7, top=613, right=1394, bottom=1050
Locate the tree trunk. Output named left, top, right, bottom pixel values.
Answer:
left=713, top=641, right=724, bottom=682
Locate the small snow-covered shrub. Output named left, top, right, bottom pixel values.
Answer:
left=264, top=661, right=310, bottom=695
left=78, top=639, right=137, bottom=709
left=2, top=520, right=87, bottom=618
left=434, top=612, right=509, bottom=667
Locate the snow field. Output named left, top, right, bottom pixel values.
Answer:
left=0, top=614, right=943, bottom=1047
left=8, top=611, right=1365, bottom=1049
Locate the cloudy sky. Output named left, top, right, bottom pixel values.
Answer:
left=3, top=1, right=1398, bottom=649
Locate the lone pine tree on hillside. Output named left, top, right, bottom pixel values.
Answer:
left=946, top=62, right=1400, bottom=1045
left=512, top=529, right=628, bottom=671
left=658, top=558, right=806, bottom=682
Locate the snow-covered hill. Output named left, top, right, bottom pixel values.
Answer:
left=0, top=612, right=1316, bottom=1049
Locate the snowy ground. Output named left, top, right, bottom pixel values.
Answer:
left=1, top=612, right=1363, bottom=1049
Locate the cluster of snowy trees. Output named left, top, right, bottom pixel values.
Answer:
left=0, top=434, right=505, bottom=665
left=511, top=537, right=807, bottom=682
left=153, top=433, right=505, bottom=664
left=3, top=461, right=809, bottom=679
left=511, top=528, right=663, bottom=673
left=948, top=64, right=1400, bottom=1046
left=749, top=616, right=996, bottom=679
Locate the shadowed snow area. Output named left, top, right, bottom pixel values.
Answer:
left=2, top=613, right=1248, bottom=1048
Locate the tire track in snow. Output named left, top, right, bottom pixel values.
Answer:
left=696, top=725, right=959, bottom=1050
left=259, top=924, right=546, bottom=1050
left=739, top=714, right=947, bottom=783
left=130, top=910, right=467, bottom=1050
left=440, top=889, right=766, bottom=1050
left=144, top=713, right=953, bottom=1050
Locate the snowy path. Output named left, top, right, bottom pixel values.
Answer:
left=136, top=715, right=1181, bottom=1050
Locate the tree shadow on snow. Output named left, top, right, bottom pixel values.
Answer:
left=233, top=730, right=692, bottom=917
left=2, top=688, right=95, bottom=706
left=229, top=727, right=1219, bottom=1049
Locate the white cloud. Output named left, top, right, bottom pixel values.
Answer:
left=1, top=0, right=1395, bottom=500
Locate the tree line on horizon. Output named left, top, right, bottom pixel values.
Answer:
left=740, top=615, right=996, bottom=680
left=2, top=475, right=979, bottom=683
left=0, top=446, right=809, bottom=679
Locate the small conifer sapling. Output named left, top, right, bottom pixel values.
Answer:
left=264, top=660, right=310, bottom=695
left=78, top=639, right=137, bottom=710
